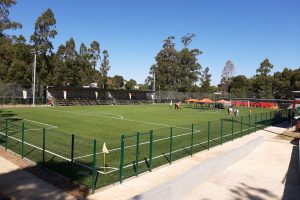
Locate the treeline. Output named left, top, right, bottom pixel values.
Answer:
left=145, top=36, right=300, bottom=99
left=1, top=0, right=299, bottom=99
left=139, top=10, right=300, bottom=98
left=0, top=1, right=138, bottom=91
left=228, top=64, right=300, bottom=99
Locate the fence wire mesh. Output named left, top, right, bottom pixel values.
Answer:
left=0, top=109, right=289, bottom=191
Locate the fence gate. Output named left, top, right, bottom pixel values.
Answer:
left=119, top=131, right=153, bottom=183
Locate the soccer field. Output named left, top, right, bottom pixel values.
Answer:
left=0, top=104, right=271, bottom=141
left=0, top=104, right=281, bottom=189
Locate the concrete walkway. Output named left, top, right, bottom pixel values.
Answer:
left=89, top=126, right=299, bottom=200
left=1, top=125, right=298, bottom=200
left=186, top=127, right=300, bottom=200
left=0, top=155, right=76, bottom=200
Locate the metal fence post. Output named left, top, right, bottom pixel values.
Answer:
left=149, top=130, right=153, bottom=172
left=254, top=114, right=257, bottom=132
left=119, top=135, right=125, bottom=183
left=261, top=112, right=263, bottom=129
left=240, top=116, right=243, bottom=137
left=169, top=127, right=173, bottom=164
left=248, top=114, right=251, bottom=134
left=92, top=139, right=97, bottom=193
left=191, top=124, right=194, bottom=156
left=265, top=112, right=268, bottom=127
left=42, top=128, right=46, bottom=168
left=231, top=117, right=234, bottom=141
left=220, top=119, right=223, bottom=145
left=21, top=122, right=25, bottom=158
left=208, top=121, right=210, bottom=150
left=135, top=132, right=140, bottom=176
left=5, top=119, right=8, bottom=150
left=71, top=134, right=75, bottom=165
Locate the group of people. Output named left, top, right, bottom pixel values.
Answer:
left=228, top=106, right=239, bottom=117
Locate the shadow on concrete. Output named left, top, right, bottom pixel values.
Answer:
left=282, top=138, right=300, bottom=200
left=0, top=158, right=90, bottom=199
left=271, top=120, right=290, bottom=129
left=229, top=182, right=277, bottom=200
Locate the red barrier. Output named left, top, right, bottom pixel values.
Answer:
left=232, top=101, right=278, bottom=109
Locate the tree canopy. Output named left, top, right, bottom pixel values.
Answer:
left=1, top=1, right=299, bottom=99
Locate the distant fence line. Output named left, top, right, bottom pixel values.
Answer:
left=0, top=84, right=293, bottom=108
left=0, top=109, right=289, bottom=193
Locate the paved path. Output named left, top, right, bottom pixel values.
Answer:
left=186, top=127, right=300, bottom=200
left=89, top=125, right=299, bottom=200
left=0, top=155, right=76, bottom=200
left=1, top=125, right=298, bottom=200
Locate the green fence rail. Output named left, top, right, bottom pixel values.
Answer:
left=0, top=109, right=289, bottom=192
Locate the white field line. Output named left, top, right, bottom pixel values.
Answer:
left=74, top=123, right=262, bottom=162
left=73, top=130, right=201, bottom=160
left=119, top=124, right=263, bottom=171
left=24, top=127, right=57, bottom=132
left=0, top=131, right=69, bottom=161
left=72, top=161, right=118, bottom=175
left=74, top=122, right=263, bottom=160
left=0, top=131, right=116, bottom=174
left=23, top=119, right=58, bottom=129
left=52, top=109, right=124, bottom=120
left=51, top=109, right=191, bottom=131
left=0, top=123, right=265, bottom=175
left=99, top=124, right=264, bottom=174
left=1, top=117, right=58, bottom=129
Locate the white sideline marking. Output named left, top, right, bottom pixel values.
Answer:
left=75, top=123, right=264, bottom=174
left=73, top=130, right=201, bottom=160
left=52, top=109, right=124, bottom=120
left=110, top=124, right=264, bottom=173
left=23, top=119, right=58, bottom=129
left=52, top=109, right=191, bottom=130
left=0, top=131, right=117, bottom=175
left=1, top=123, right=266, bottom=175
left=0, top=131, right=68, bottom=161
left=1, top=117, right=58, bottom=129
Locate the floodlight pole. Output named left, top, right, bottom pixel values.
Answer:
left=32, top=52, right=37, bottom=106
left=153, top=68, right=155, bottom=104
left=153, top=69, right=155, bottom=92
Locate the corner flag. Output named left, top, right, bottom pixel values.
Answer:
left=102, top=142, right=109, bottom=172
left=102, top=142, right=109, bottom=153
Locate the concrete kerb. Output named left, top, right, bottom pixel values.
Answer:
left=131, top=136, right=264, bottom=200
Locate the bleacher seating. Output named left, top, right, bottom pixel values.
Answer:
left=47, top=86, right=153, bottom=106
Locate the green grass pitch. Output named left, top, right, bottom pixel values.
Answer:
left=0, top=104, right=271, bottom=141
left=0, top=104, right=275, bottom=188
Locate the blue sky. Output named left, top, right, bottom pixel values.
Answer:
left=7, top=0, right=300, bottom=86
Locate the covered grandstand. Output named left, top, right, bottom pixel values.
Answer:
left=47, top=86, right=154, bottom=106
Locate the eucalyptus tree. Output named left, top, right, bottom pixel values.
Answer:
left=100, top=50, right=111, bottom=89
left=155, top=36, right=179, bottom=90
left=0, top=0, right=22, bottom=36
left=253, top=58, right=274, bottom=98
left=30, top=8, right=57, bottom=54
left=150, top=34, right=202, bottom=92
left=178, top=33, right=202, bottom=92
left=200, top=67, right=211, bottom=92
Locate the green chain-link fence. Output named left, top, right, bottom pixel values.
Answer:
left=0, top=109, right=289, bottom=193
